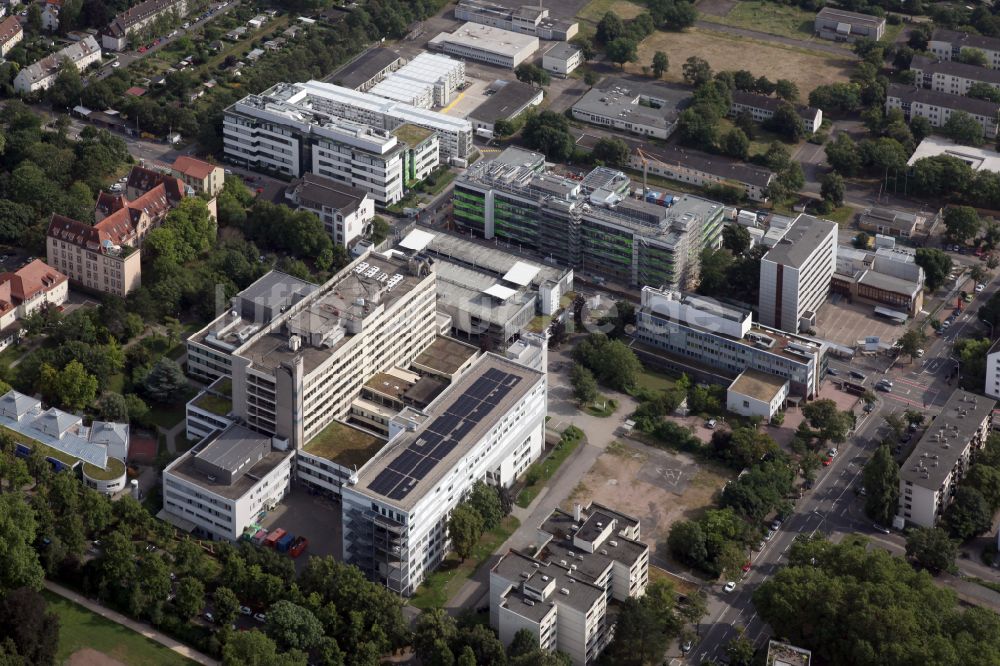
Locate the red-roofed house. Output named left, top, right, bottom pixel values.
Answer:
left=0, top=259, right=68, bottom=316
left=171, top=155, right=224, bottom=196
left=0, top=16, right=23, bottom=58
left=47, top=214, right=141, bottom=297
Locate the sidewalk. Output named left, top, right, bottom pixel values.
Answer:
left=44, top=580, right=220, bottom=666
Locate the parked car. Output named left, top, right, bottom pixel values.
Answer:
left=756, top=540, right=766, bottom=551
left=239, top=606, right=252, bottom=616
left=770, top=519, right=782, bottom=530
left=723, top=581, right=737, bottom=593
left=850, top=370, right=866, bottom=381
left=682, top=640, right=693, bottom=654
left=253, top=612, right=266, bottom=623
left=976, top=283, right=986, bottom=293
left=203, top=612, right=215, bottom=623
left=827, top=368, right=838, bottom=376
left=705, top=418, right=717, bottom=429
left=965, top=293, right=975, bottom=303
left=741, top=561, right=751, bottom=573
left=827, top=447, right=838, bottom=458
left=822, top=456, right=833, bottom=466
left=873, top=523, right=891, bottom=534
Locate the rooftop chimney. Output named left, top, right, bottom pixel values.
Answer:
left=574, top=503, right=581, bottom=522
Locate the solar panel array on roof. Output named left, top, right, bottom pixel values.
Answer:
left=367, top=367, right=522, bottom=501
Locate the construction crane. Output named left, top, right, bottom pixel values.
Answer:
left=637, top=147, right=650, bottom=199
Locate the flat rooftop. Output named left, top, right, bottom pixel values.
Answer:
left=302, top=419, right=387, bottom=468
left=573, top=87, right=673, bottom=130
left=900, top=389, right=996, bottom=489
left=434, top=260, right=537, bottom=327
left=767, top=640, right=812, bottom=666
left=238, top=254, right=425, bottom=375
left=429, top=22, right=539, bottom=58
left=392, top=123, right=435, bottom=146
left=420, top=231, right=568, bottom=287
left=469, top=81, right=541, bottom=123
left=907, top=136, right=1000, bottom=172
left=762, top=214, right=836, bottom=268
left=729, top=368, right=789, bottom=402
left=356, top=354, right=543, bottom=509
left=494, top=550, right=605, bottom=616
left=412, top=335, right=480, bottom=377
left=325, top=47, right=403, bottom=88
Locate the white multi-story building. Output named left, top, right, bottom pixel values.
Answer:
left=0, top=15, right=23, bottom=57
left=369, top=52, right=465, bottom=109
left=726, top=369, right=789, bottom=421
left=729, top=91, right=823, bottom=133
left=490, top=503, right=649, bottom=666
left=886, top=83, right=1000, bottom=139
left=542, top=42, right=583, bottom=77
left=286, top=172, right=376, bottom=248
left=929, top=29, right=1000, bottom=70
left=455, top=0, right=578, bottom=40
left=429, top=22, right=539, bottom=69
left=162, top=424, right=294, bottom=540
left=898, top=389, right=996, bottom=528
left=14, top=36, right=101, bottom=94
left=342, top=353, right=546, bottom=595
left=758, top=214, right=838, bottom=333
left=223, top=81, right=471, bottom=178
left=910, top=55, right=1000, bottom=96
left=985, top=340, right=1000, bottom=401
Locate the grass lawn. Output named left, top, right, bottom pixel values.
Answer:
left=577, top=0, right=644, bottom=23
left=634, top=27, right=855, bottom=99
left=146, top=388, right=197, bottom=429
left=700, top=0, right=814, bottom=40
left=585, top=396, right=618, bottom=418
left=635, top=368, right=678, bottom=393
left=516, top=428, right=584, bottom=508
left=716, top=117, right=802, bottom=157
left=43, top=591, right=196, bottom=666
left=409, top=515, right=520, bottom=610
left=527, top=315, right=552, bottom=334
left=423, top=169, right=457, bottom=196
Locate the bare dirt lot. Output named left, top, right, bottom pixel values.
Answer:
left=66, top=649, right=127, bottom=666
left=578, top=0, right=646, bottom=23
left=564, top=440, right=730, bottom=562
left=632, top=28, right=854, bottom=98
left=696, top=0, right=739, bottom=17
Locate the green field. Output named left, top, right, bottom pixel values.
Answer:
left=700, top=1, right=815, bottom=40
left=577, top=0, right=645, bottom=23
left=635, top=368, right=678, bottom=393
left=44, top=591, right=196, bottom=666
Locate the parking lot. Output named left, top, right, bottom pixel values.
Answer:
left=813, top=296, right=909, bottom=348
left=259, top=486, right=343, bottom=570
left=441, top=76, right=492, bottom=118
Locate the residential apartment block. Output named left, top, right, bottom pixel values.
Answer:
left=0, top=15, right=23, bottom=57
left=15, top=35, right=101, bottom=94
left=171, top=155, right=225, bottom=196
left=814, top=7, right=884, bottom=42
left=635, top=286, right=828, bottom=399
left=623, top=143, right=775, bottom=202
left=46, top=165, right=190, bottom=297
left=929, top=29, right=1000, bottom=70
left=429, top=22, right=539, bottom=69
left=102, top=0, right=188, bottom=51
left=898, top=389, right=996, bottom=527
left=832, top=245, right=925, bottom=317
left=223, top=81, right=471, bottom=180
left=455, top=0, right=578, bottom=40
left=0, top=259, right=67, bottom=350
left=162, top=424, right=293, bottom=540
left=542, top=41, right=583, bottom=77
left=910, top=55, right=1000, bottom=96
left=490, top=503, right=649, bottom=666
left=285, top=173, right=375, bottom=248
left=885, top=83, right=1000, bottom=139
left=452, top=148, right=724, bottom=289
left=758, top=214, right=838, bottom=333
left=730, top=91, right=823, bottom=133
left=342, top=353, right=547, bottom=595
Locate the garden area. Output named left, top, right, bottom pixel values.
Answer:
left=515, top=426, right=585, bottom=509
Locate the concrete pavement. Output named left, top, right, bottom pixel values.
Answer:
left=44, top=580, right=220, bottom=666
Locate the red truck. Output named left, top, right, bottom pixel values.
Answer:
left=288, top=536, right=308, bottom=558
left=263, top=528, right=286, bottom=548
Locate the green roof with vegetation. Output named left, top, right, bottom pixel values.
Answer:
left=303, top=420, right=385, bottom=467
left=211, top=377, right=232, bottom=397
left=82, top=457, right=126, bottom=481
left=392, top=123, right=434, bottom=147
left=193, top=392, right=233, bottom=417
left=0, top=424, right=79, bottom=467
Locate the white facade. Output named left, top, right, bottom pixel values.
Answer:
left=542, top=42, right=583, bottom=77
left=312, top=120, right=407, bottom=206
left=429, top=22, right=539, bottom=69
left=985, top=346, right=1000, bottom=400
left=726, top=370, right=789, bottom=420
left=758, top=215, right=838, bottom=333
left=885, top=83, right=1000, bottom=139
left=929, top=30, right=1000, bottom=70
left=369, top=52, right=465, bottom=109
left=15, top=36, right=102, bottom=94
left=910, top=56, right=1000, bottom=96
left=0, top=16, right=23, bottom=58
left=342, top=354, right=547, bottom=595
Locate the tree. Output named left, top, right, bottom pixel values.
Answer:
left=0, top=588, right=59, bottom=666
left=573, top=333, right=642, bottom=391
left=514, top=63, right=550, bottom=87
left=38, top=360, right=98, bottom=411
left=601, top=580, right=687, bottom=666
left=775, top=79, right=799, bottom=102
left=820, top=172, right=845, bottom=207
left=96, top=392, right=129, bottom=422
left=142, top=358, right=187, bottom=403
left=802, top=399, right=851, bottom=443
left=682, top=56, right=712, bottom=86
left=722, top=128, right=750, bottom=160
left=905, top=527, right=957, bottom=574
left=223, top=630, right=306, bottom=666
left=726, top=633, right=755, bottom=666
left=658, top=0, right=698, bottom=29
left=467, top=481, right=503, bottom=531
left=910, top=115, right=933, bottom=143
left=697, top=247, right=733, bottom=296
left=825, top=133, right=862, bottom=177
left=652, top=51, right=669, bottom=78
left=945, top=486, right=993, bottom=539
left=766, top=103, right=805, bottom=141
left=965, top=464, right=1000, bottom=509
left=570, top=363, right=599, bottom=405
left=522, top=111, right=575, bottom=162
left=943, top=205, right=982, bottom=244
left=371, top=217, right=391, bottom=244
left=26, top=3, right=42, bottom=32
left=606, top=38, right=638, bottom=69
left=959, top=48, right=989, bottom=67
left=457, top=646, right=476, bottom=666
left=808, top=83, right=861, bottom=114
left=863, top=444, right=899, bottom=526
left=413, top=609, right=458, bottom=665
left=897, top=329, right=926, bottom=361
left=582, top=69, right=599, bottom=86
left=448, top=504, right=483, bottom=562
left=591, top=137, right=630, bottom=167
left=596, top=11, right=624, bottom=43
left=266, top=600, right=324, bottom=651
left=968, top=82, right=1000, bottom=103
left=677, top=106, right=719, bottom=148
left=915, top=248, right=953, bottom=291
left=722, top=225, right=752, bottom=255
left=667, top=520, right=708, bottom=568
left=213, top=586, right=241, bottom=627
left=943, top=110, right=985, bottom=146
left=174, top=577, right=205, bottom=620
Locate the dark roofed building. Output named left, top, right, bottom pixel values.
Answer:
left=285, top=173, right=375, bottom=248
left=886, top=82, right=1000, bottom=138
left=468, top=80, right=543, bottom=134
left=325, top=47, right=405, bottom=91
left=102, top=0, right=188, bottom=51
left=910, top=54, right=1000, bottom=96
left=930, top=28, right=1000, bottom=68
left=730, top=90, right=823, bottom=133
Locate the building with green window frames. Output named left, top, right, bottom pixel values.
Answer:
left=453, top=148, right=726, bottom=290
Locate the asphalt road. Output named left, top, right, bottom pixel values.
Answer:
left=688, top=261, right=999, bottom=663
